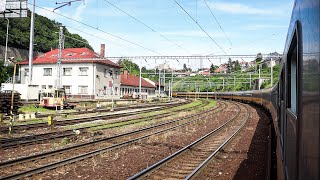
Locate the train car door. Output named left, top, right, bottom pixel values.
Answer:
left=284, top=23, right=301, bottom=180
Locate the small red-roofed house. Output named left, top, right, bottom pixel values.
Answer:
left=120, top=70, right=156, bottom=99
left=13, top=45, right=122, bottom=99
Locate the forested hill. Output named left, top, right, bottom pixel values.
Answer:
left=0, top=10, right=93, bottom=53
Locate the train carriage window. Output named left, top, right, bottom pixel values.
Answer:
left=287, top=35, right=298, bottom=115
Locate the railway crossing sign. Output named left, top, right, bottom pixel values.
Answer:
left=0, top=0, right=28, bottom=18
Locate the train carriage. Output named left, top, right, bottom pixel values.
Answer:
left=173, top=0, right=319, bottom=179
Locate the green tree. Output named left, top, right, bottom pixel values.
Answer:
left=0, top=10, right=93, bottom=53
left=0, top=60, right=14, bottom=84
left=117, top=59, right=140, bottom=76
left=210, top=64, right=219, bottom=74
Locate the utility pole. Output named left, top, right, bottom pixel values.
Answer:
left=28, top=0, right=35, bottom=85
left=139, top=60, right=142, bottom=99
left=271, top=61, right=273, bottom=87
left=258, top=65, right=261, bottom=90
left=249, top=73, right=252, bottom=90
left=4, top=18, right=9, bottom=65
left=171, top=70, right=173, bottom=99
left=163, top=68, right=166, bottom=92
left=56, top=26, right=64, bottom=88
left=158, top=69, right=161, bottom=97
left=222, top=77, right=225, bottom=90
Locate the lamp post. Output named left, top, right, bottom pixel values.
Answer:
left=8, top=57, right=16, bottom=134
left=4, top=18, right=9, bottom=65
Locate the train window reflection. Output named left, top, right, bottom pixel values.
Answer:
left=287, top=34, right=298, bottom=115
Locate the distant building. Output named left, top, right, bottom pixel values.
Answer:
left=120, top=70, right=156, bottom=99
left=198, top=68, right=210, bottom=76
left=214, top=65, right=227, bottom=74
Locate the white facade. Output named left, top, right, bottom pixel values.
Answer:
left=18, top=63, right=121, bottom=99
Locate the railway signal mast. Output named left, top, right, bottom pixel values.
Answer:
left=55, top=26, right=64, bottom=88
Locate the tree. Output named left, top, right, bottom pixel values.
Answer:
left=234, top=60, right=241, bottom=72
left=0, top=60, right=13, bottom=84
left=255, top=53, right=263, bottom=64
left=0, top=10, right=93, bottom=53
left=210, top=64, right=219, bottom=74
left=183, top=63, right=188, bottom=71
left=118, top=59, right=140, bottom=76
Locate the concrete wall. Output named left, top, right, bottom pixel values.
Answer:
left=0, top=45, right=42, bottom=61
left=1, top=83, right=39, bottom=100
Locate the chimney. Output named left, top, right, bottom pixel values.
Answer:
left=123, top=70, right=128, bottom=79
left=100, top=44, right=105, bottom=58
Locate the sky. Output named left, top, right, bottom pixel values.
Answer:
left=31, top=0, right=294, bottom=69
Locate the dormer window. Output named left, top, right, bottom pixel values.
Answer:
left=51, top=54, right=58, bottom=58
left=80, top=52, right=88, bottom=56
left=65, top=53, right=76, bottom=57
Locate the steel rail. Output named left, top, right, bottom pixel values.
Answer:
left=0, top=101, right=226, bottom=179
left=185, top=103, right=250, bottom=179
left=0, top=100, right=202, bottom=149
left=0, top=101, right=187, bottom=133
left=128, top=102, right=246, bottom=180
left=0, top=100, right=216, bottom=168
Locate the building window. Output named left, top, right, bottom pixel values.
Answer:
left=48, top=85, right=53, bottom=89
left=44, top=68, right=52, bottom=76
left=104, top=69, right=108, bottom=77
left=24, top=68, right=29, bottom=76
left=41, top=85, right=46, bottom=89
left=63, top=86, right=72, bottom=94
left=115, top=71, right=119, bottom=79
left=115, top=87, right=118, bottom=95
left=78, top=86, right=88, bottom=94
left=63, top=68, right=72, bottom=76
left=79, top=67, right=89, bottom=76
left=109, top=69, right=113, bottom=78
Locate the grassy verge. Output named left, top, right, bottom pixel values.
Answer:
left=19, top=105, right=54, bottom=113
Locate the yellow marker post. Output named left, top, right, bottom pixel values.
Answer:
left=0, top=113, right=3, bottom=123
left=48, top=116, right=52, bottom=126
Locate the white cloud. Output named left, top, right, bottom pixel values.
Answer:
left=209, top=2, right=280, bottom=15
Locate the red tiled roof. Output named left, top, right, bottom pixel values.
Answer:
left=18, top=48, right=121, bottom=68
left=121, top=74, right=156, bottom=88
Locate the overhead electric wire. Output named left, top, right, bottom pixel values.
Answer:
left=65, top=25, right=136, bottom=55
left=173, top=0, right=227, bottom=55
left=28, top=2, right=162, bottom=55
left=202, top=0, right=232, bottom=47
left=103, top=0, right=191, bottom=54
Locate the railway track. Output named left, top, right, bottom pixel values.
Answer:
left=0, top=101, right=227, bottom=179
left=0, top=100, right=187, bottom=134
left=0, top=99, right=204, bottom=149
left=128, top=102, right=250, bottom=179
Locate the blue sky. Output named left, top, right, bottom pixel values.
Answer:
left=33, top=0, right=294, bottom=69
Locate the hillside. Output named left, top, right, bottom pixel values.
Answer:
left=0, top=10, right=93, bottom=53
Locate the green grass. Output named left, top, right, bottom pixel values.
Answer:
left=66, top=99, right=217, bottom=132
left=19, top=105, right=54, bottom=113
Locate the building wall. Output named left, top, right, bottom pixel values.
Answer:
left=95, top=64, right=121, bottom=99
left=120, top=85, right=155, bottom=99
left=19, top=63, right=121, bottom=99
